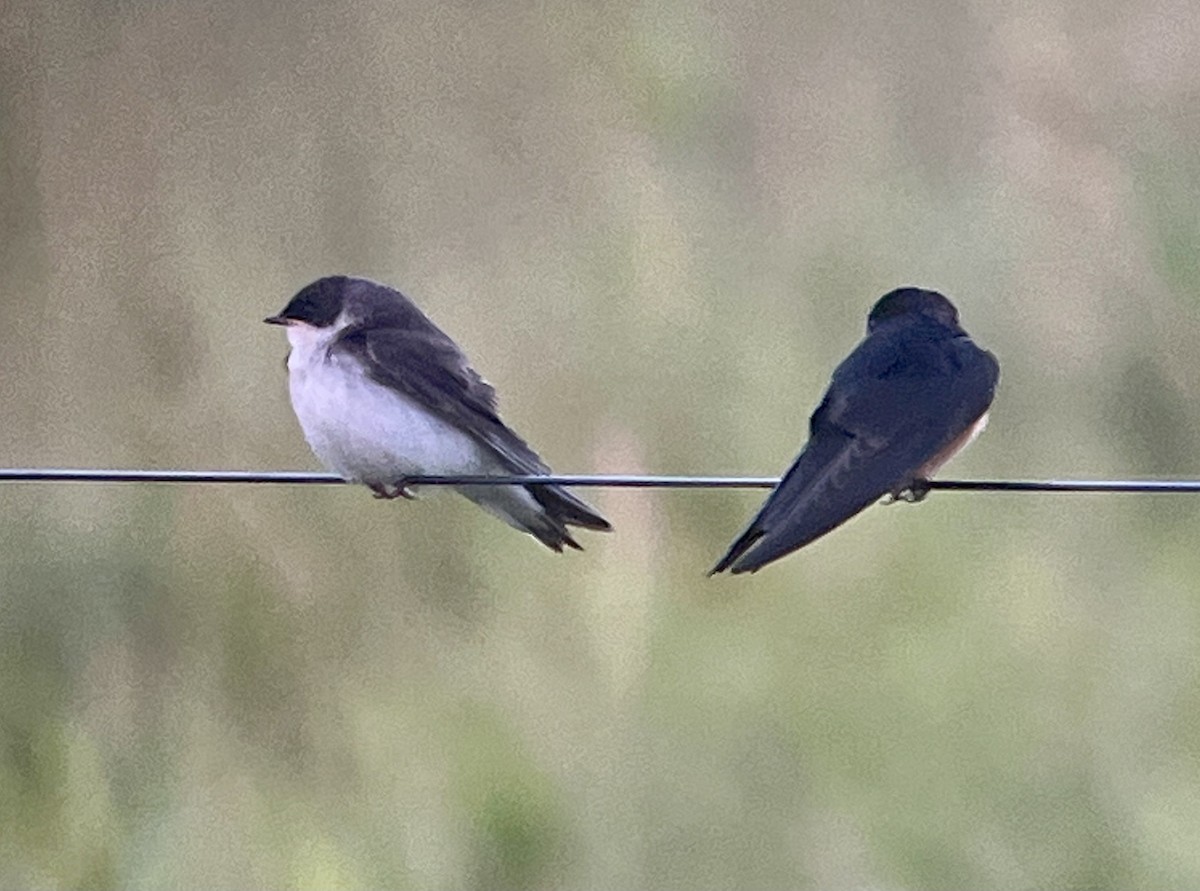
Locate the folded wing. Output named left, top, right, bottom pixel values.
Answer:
left=334, top=324, right=611, bottom=532
left=711, top=333, right=997, bottom=574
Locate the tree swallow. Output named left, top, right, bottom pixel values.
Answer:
left=265, top=275, right=612, bottom=552
left=710, top=287, right=999, bottom=575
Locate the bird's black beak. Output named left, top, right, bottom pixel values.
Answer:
left=263, top=315, right=289, bottom=326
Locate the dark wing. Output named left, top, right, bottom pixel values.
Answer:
left=335, top=323, right=539, bottom=467
left=711, top=330, right=997, bottom=574
left=333, top=324, right=610, bottom=531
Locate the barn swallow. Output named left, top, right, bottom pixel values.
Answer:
left=265, top=275, right=611, bottom=551
left=710, top=287, right=999, bottom=575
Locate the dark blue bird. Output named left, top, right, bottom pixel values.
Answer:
left=710, top=287, right=999, bottom=575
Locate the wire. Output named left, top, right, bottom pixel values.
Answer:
left=2, top=468, right=1200, bottom=492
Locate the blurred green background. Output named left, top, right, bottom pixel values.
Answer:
left=4, top=1, right=1200, bottom=887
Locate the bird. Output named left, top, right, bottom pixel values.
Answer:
left=710, top=287, right=999, bottom=575
left=264, top=275, right=611, bottom=551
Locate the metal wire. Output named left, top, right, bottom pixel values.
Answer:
left=2, top=468, right=1200, bottom=492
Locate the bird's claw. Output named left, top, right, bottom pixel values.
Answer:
left=906, top=478, right=932, bottom=502
left=370, top=481, right=418, bottom=500
left=884, top=479, right=931, bottom=505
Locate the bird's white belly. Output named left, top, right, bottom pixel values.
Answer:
left=287, top=352, right=489, bottom=484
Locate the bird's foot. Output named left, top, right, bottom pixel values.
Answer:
left=369, top=482, right=418, bottom=500
left=884, top=478, right=932, bottom=505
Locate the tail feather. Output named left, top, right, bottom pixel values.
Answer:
left=527, top=484, right=613, bottom=532
left=523, top=483, right=610, bottom=552
left=708, top=431, right=855, bottom=575
left=523, top=518, right=584, bottom=552
left=456, top=480, right=609, bottom=552
left=709, top=525, right=765, bottom=575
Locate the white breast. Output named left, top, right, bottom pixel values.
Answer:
left=284, top=321, right=491, bottom=484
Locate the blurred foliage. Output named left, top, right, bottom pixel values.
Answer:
left=3, top=0, right=1200, bottom=887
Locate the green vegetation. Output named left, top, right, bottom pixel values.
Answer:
left=3, top=1, right=1200, bottom=886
